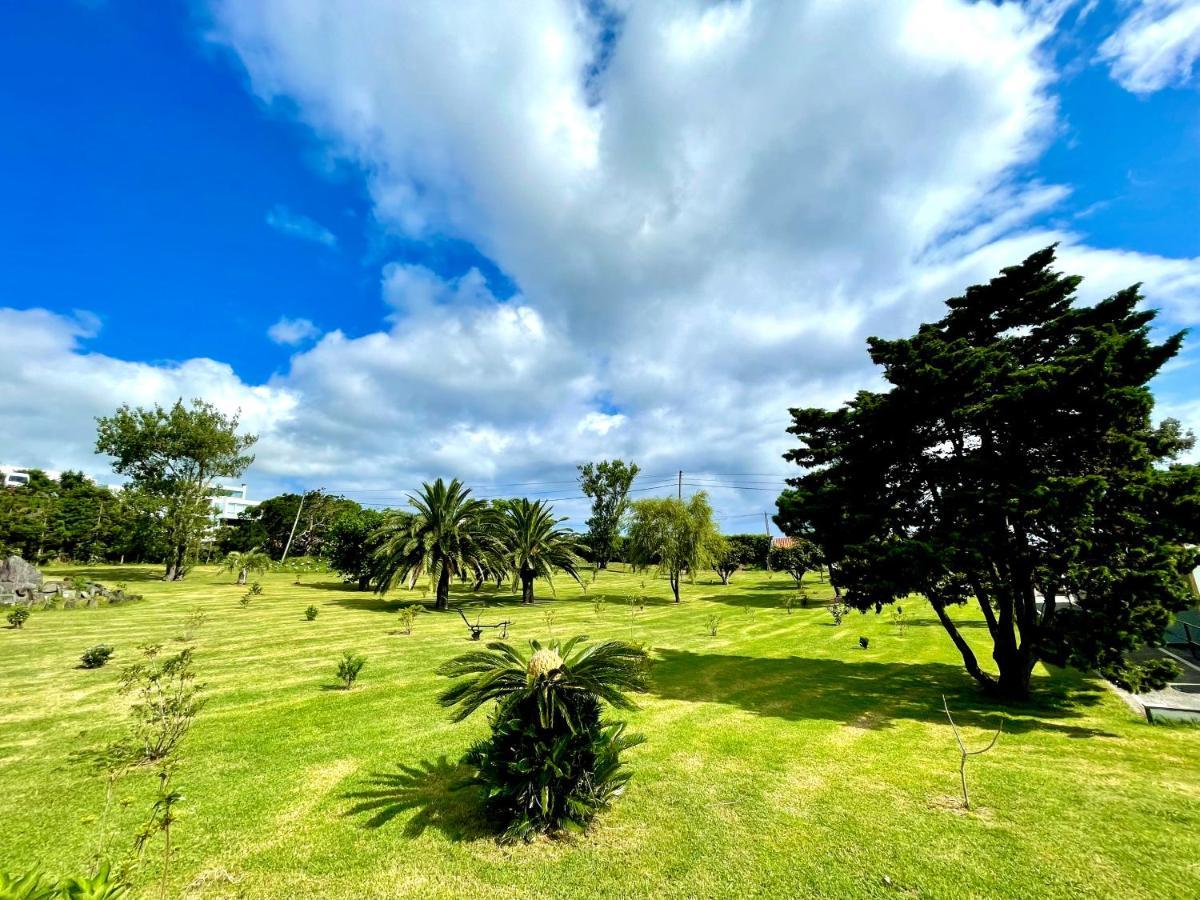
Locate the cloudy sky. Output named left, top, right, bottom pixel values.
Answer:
left=2, top=0, right=1199, bottom=529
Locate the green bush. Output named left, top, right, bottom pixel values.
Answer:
left=396, top=604, right=422, bottom=635
left=336, top=651, right=365, bottom=689
left=1101, top=658, right=1180, bottom=694
left=705, top=614, right=721, bottom=636
left=438, top=636, right=649, bottom=842
left=80, top=645, right=115, bottom=669
left=0, top=862, right=128, bottom=899
left=305, top=605, right=319, bottom=621
left=7, top=607, right=30, bottom=629
left=859, top=636, right=870, bottom=650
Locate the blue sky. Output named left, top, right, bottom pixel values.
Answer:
left=1, top=0, right=1198, bottom=525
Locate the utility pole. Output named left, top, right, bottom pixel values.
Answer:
left=763, top=512, right=770, bottom=537
left=677, top=470, right=683, bottom=500
left=281, top=491, right=307, bottom=562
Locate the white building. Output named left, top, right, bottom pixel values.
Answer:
left=1, top=465, right=62, bottom=488
left=209, top=483, right=258, bottom=524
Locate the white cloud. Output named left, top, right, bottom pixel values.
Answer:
left=267, top=316, right=321, bottom=346
left=4, top=0, right=1200, bottom=527
left=1099, top=0, right=1200, bottom=93
left=265, top=204, right=338, bottom=247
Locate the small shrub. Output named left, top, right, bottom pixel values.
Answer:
left=859, top=636, right=870, bottom=650
left=7, top=607, right=30, bottom=629
left=829, top=600, right=848, bottom=626
left=543, top=610, right=557, bottom=636
left=1101, top=658, right=1180, bottom=693
left=179, top=607, right=207, bottom=642
left=593, top=595, right=606, bottom=618
left=68, top=575, right=90, bottom=593
left=305, top=605, right=319, bottom=621
left=336, top=650, right=366, bottom=689
left=239, top=582, right=262, bottom=608
left=705, top=614, right=721, bottom=636
left=248, top=581, right=263, bottom=596
left=81, top=645, right=115, bottom=669
left=396, top=604, right=422, bottom=635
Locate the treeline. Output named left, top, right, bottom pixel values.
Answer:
left=0, top=470, right=167, bottom=564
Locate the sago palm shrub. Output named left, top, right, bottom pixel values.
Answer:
left=438, top=636, right=649, bottom=842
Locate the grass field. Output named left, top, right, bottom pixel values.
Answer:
left=1, top=564, right=1198, bottom=899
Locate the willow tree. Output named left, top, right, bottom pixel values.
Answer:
left=777, top=247, right=1200, bottom=699
left=627, top=493, right=721, bottom=602
left=95, top=400, right=256, bottom=581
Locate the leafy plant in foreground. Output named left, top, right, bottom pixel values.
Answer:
left=81, top=645, right=115, bottom=669
left=438, top=636, right=649, bottom=842
left=8, top=606, right=31, bottom=629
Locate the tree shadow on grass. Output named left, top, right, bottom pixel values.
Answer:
left=648, top=649, right=1114, bottom=738
left=343, top=756, right=489, bottom=840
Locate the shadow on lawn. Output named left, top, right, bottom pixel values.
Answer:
left=343, top=756, right=488, bottom=840
left=648, top=649, right=1113, bottom=738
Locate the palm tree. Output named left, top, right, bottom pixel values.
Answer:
left=498, top=498, right=584, bottom=605
left=221, top=547, right=270, bottom=585
left=373, top=478, right=497, bottom=610
left=437, top=636, right=650, bottom=841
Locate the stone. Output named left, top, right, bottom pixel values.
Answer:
left=0, top=555, right=43, bottom=595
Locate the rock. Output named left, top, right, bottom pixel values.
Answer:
left=0, top=555, right=43, bottom=595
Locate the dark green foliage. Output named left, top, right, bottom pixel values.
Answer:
left=711, top=539, right=752, bottom=584
left=438, top=636, right=649, bottom=842
left=95, top=399, right=257, bottom=581
left=328, top=507, right=389, bottom=589
left=1100, top=657, right=1180, bottom=694
left=726, top=534, right=771, bottom=568
left=777, top=247, right=1200, bottom=699
left=337, top=650, right=365, bottom=688
left=80, top=645, right=115, bottom=669
left=577, top=460, right=640, bottom=570
left=235, top=490, right=364, bottom=560
left=305, top=605, right=319, bottom=621
left=767, top=539, right=821, bottom=586
left=859, top=636, right=870, bottom=650
left=627, top=494, right=722, bottom=603
left=8, top=607, right=30, bottom=628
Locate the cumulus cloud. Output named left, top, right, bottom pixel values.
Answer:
left=4, top=0, right=1199, bottom=525
left=265, top=203, right=338, bottom=247
left=267, top=316, right=321, bottom=345
left=1099, top=0, right=1200, bottom=93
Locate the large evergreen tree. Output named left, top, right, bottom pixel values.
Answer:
left=777, top=247, right=1200, bottom=699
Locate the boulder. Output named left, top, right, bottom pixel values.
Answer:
left=0, top=556, right=43, bottom=594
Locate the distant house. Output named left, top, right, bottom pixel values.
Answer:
left=771, top=536, right=794, bottom=549
left=1, top=465, right=62, bottom=489
left=209, top=483, right=257, bottom=524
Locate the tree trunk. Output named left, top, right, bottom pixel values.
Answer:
left=521, top=572, right=535, bottom=605
left=434, top=566, right=451, bottom=611
left=237, top=568, right=247, bottom=585
left=929, top=596, right=997, bottom=693
left=719, top=570, right=730, bottom=585
left=358, top=575, right=370, bottom=591
left=670, top=571, right=680, bottom=603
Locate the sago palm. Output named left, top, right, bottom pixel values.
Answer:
left=498, top=498, right=584, bottom=604
left=373, top=478, right=497, bottom=610
left=221, top=547, right=270, bottom=585
left=438, top=636, right=650, bottom=841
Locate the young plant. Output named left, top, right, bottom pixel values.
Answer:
left=396, top=604, right=421, bottom=635
left=7, top=607, right=30, bottom=629
left=239, top=582, right=262, bottom=608
left=892, top=605, right=908, bottom=636
left=118, top=646, right=206, bottom=764
left=942, top=695, right=1002, bottom=810
left=81, top=645, right=115, bottom=669
left=134, top=769, right=181, bottom=900
left=438, top=636, right=649, bottom=842
left=336, top=650, right=365, bottom=689
left=305, top=605, right=319, bottom=621
left=542, top=609, right=557, bottom=636
left=592, top=595, right=606, bottom=618
left=179, top=607, right=207, bottom=642
left=859, top=636, right=870, bottom=650
left=829, top=600, right=848, bottom=626
left=58, top=861, right=130, bottom=899
left=705, top=614, right=721, bottom=637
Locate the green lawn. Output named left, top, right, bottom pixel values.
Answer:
left=1, top=565, right=1197, bottom=898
